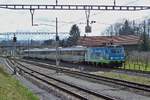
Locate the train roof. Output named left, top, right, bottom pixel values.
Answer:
left=24, top=46, right=87, bottom=52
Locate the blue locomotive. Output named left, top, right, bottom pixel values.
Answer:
left=85, top=45, right=125, bottom=66
left=22, top=45, right=125, bottom=67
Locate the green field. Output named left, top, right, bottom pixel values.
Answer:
left=0, top=66, right=39, bottom=100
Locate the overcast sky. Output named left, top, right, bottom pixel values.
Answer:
left=0, top=0, right=150, bottom=40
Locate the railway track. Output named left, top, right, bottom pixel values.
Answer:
left=16, top=58, right=150, bottom=93
left=25, top=58, right=150, bottom=78
left=6, top=58, right=117, bottom=100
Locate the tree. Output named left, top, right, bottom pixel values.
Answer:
left=140, top=33, right=149, bottom=51
left=119, top=20, right=135, bottom=35
left=113, top=23, right=122, bottom=36
left=67, top=24, right=80, bottom=46
left=103, top=25, right=115, bottom=36
left=102, top=20, right=135, bottom=36
left=140, top=21, right=150, bottom=51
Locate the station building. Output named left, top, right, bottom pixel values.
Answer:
left=77, top=35, right=141, bottom=51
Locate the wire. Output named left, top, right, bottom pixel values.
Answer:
left=74, top=0, right=148, bottom=26
left=123, top=0, right=141, bottom=6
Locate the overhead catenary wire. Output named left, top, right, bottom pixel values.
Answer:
left=0, top=0, right=149, bottom=35
left=73, top=0, right=143, bottom=23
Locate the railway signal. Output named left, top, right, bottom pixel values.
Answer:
left=56, top=0, right=58, bottom=5
left=13, top=33, right=17, bottom=74
left=13, top=34, right=17, bottom=43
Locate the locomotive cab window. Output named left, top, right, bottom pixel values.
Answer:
left=111, top=49, right=121, bottom=54
left=109, top=46, right=123, bottom=54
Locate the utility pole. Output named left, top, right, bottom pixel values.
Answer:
left=110, top=25, right=113, bottom=45
left=85, top=9, right=91, bottom=33
left=55, top=17, right=60, bottom=73
left=30, top=9, right=35, bottom=26
left=56, top=0, right=58, bottom=5
left=133, top=20, right=135, bottom=35
left=27, top=39, right=30, bottom=57
left=114, top=0, right=116, bottom=6
left=144, top=20, right=146, bottom=34
left=13, top=33, right=17, bottom=75
left=148, top=19, right=150, bottom=37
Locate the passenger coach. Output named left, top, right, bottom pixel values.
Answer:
left=22, top=45, right=125, bottom=67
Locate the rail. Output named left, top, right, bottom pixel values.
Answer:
left=17, top=58, right=150, bottom=93
left=6, top=58, right=117, bottom=100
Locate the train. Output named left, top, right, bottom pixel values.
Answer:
left=22, top=45, right=125, bottom=67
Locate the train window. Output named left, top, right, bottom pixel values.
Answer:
left=62, top=51, right=72, bottom=55
left=62, top=51, right=66, bottom=55
left=111, top=49, right=121, bottom=54
left=111, top=49, right=116, bottom=53
left=90, top=52, right=100, bottom=59
left=74, top=51, right=85, bottom=56
left=78, top=51, right=84, bottom=56
left=40, top=51, right=44, bottom=54
left=72, top=51, right=78, bottom=55
left=67, top=51, right=72, bottom=55
left=81, top=51, right=85, bottom=56
left=77, top=51, right=81, bottom=55
left=46, top=51, right=50, bottom=54
left=95, top=52, right=102, bottom=58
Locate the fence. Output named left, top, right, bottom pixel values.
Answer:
left=121, top=51, right=150, bottom=72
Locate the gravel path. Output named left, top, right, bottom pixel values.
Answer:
left=55, top=74, right=150, bottom=100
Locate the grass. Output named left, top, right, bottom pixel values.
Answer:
left=0, top=66, right=39, bottom=100
left=92, top=71, right=150, bottom=85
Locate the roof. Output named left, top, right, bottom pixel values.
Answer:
left=78, top=35, right=141, bottom=47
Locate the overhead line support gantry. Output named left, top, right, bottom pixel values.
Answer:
left=0, top=4, right=149, bottom=32
left=0, top=4, right=149, bottom=11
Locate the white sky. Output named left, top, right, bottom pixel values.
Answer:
left=0, top=0, right=150, bottom=40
